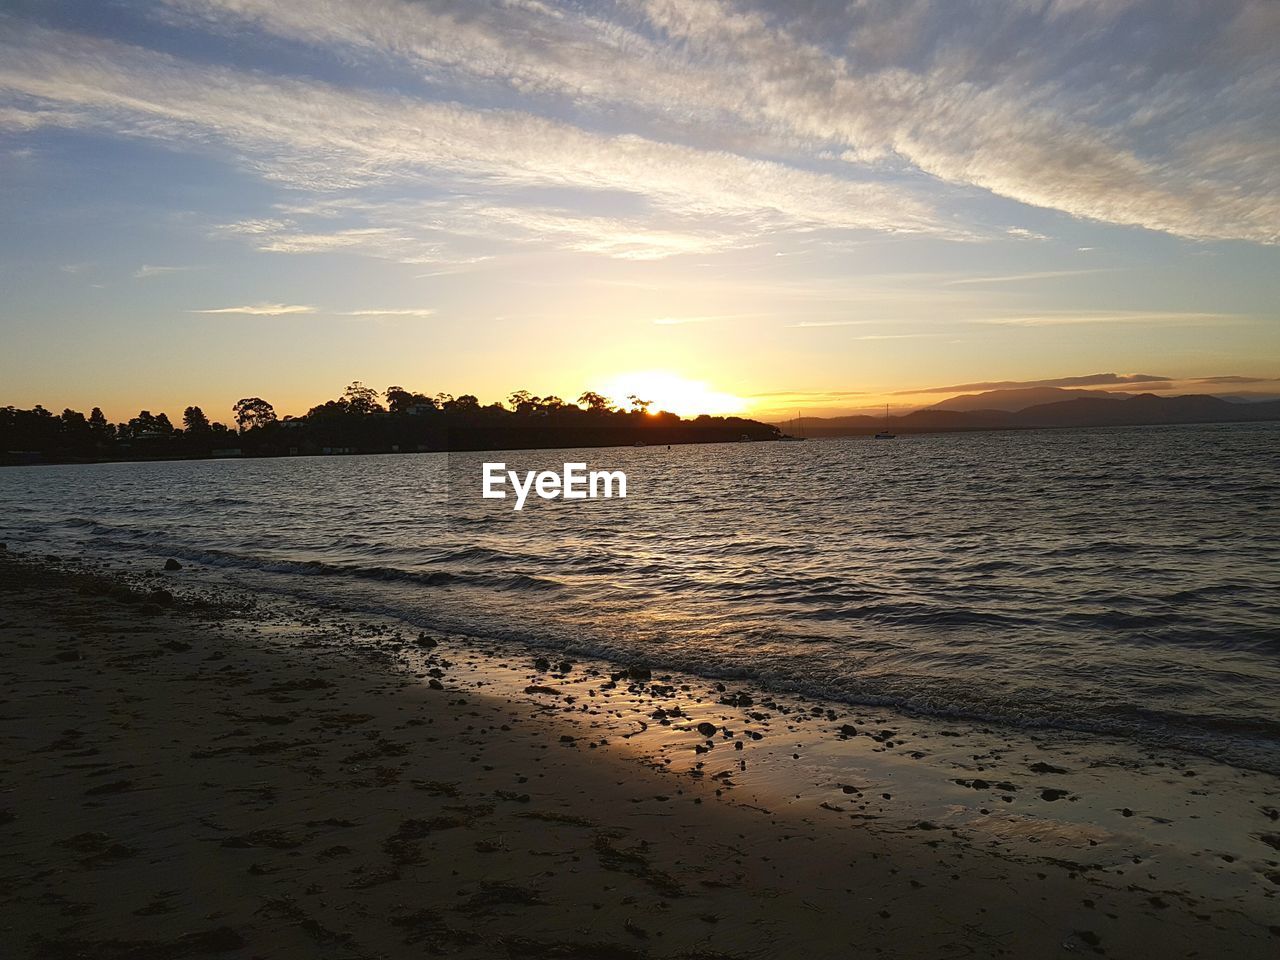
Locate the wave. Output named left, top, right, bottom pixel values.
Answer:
left=74, top=540, right=566, bottom=594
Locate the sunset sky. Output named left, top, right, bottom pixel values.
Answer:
left=2, top=0, right=1278, bottom=422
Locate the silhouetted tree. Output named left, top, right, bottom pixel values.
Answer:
left=183, top=405, right=211, bottom=432
left=88, top=407, right=114, bottom=440
left=1, top=385, right=781, bottom=464
left=233, top=397, right=276, bottom=432
left=508, top=390, right=536, bottom=414
left=386, top=386, right=435, bottom=414
left=305, top=398, right=350, bottom=418
left=385, top=385, right=411, bottom=414
left=627, top=395, right=653, bottom=414
left=344, top=381, right=383, bottom=415
left=60, top=407, right=89, bottom=433
left=128, top=410, right=174, bottom=437
left=577, top=391, right=612, bottom=413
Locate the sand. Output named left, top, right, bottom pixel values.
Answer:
left=2, top=550, right=1277, bottom=958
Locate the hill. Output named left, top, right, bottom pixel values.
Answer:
left=780, top=394, right=1280, bottom=437
left=930, top=386, right=1131, bottom=412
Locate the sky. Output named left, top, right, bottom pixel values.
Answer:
left=1, top=0, right=1278, bottom=422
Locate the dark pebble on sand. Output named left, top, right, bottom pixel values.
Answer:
left=164, top=558, right=182, bottom=571
left=696, top=722, right=718, bottom=737
left=1029, top=762, right=1068, bottom=774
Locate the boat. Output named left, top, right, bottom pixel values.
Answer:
left=874, top=404, right=896, bottom=440
left=778, top=410, right=807, bottom=440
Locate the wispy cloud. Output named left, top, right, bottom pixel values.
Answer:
left=134, top=264, right=191, bottom=279
left=788, top=320, right=874, bottom=328
left=651, top=314, right=755, bottom=325
left=190, top=303, right=314, bottom=316
left=145, top=0, right=1278, bottom=243
left=749, top=390, right=868, bottom=400
left=339, top=308, right=435, bottom=318
left=900, top=373, right=1173, bottom=395
left=971, top=310, right=1240, bottom=327
left=0, top=24, right=958, bottom=268
left=8, top=0, right=1273, bottom=282
left=945, top=269, right=1112, bottom=286
left=1191, top=375, right=1277, bottom=385
left=851, top=333, right=940, bottom=340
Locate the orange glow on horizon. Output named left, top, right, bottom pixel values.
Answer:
left=595, top=371, right=748, bottom=418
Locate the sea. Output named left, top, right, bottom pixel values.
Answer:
left=3, top=422, right=1277, bottom=772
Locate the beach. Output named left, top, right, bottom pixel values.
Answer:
left=3, top=549, right=1277, bottom=958
left=5, top=0, right=1279, bottom=954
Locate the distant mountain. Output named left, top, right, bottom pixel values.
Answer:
left=930, top=386, right=1131, bottom=412
left=778, top=394, right=1280, bottom=437
left=1011, top=393, right=1280, bottom=428
left=1212, top=392, right=1280, bottom=404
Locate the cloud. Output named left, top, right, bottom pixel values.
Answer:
left=1191, top=375, right=1276, bottom=385
left=134, top=264, right=191, bottom=279
left=144, top=0, right=1279, bottom=243
left=339, top=308, right=435, bottom=318
left=4, top=0, right=1275, bottom=287
left=788, top=320, right=874, bottom=328
left=970, top=310, right=1239, bottom=327
left=749, top=390, right=868, bottom=399
left=0, top=24, right=957, bottom=267
left=190, top=303, right=315, bottom=316
left=946, top=269, right=1110, bottom=286
left=1005, top=228, right=1051, bottom=241
left=901, top=373, right=1173, bottom=395
left=851, top=333, right=939, bottom=340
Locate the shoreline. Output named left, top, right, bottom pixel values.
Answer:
left=3, top=550, right=1278, bottom=957
left=75, top=539, right=1278, bottom=779
left=5, top=417, right=1278, bottom=470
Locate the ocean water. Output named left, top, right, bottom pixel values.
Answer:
left=3, top=423, right=1278, bottom=771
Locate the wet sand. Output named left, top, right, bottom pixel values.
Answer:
left=2, top=550, right=1277, bottom=958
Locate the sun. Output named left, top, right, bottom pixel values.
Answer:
left=595, top=371, right=747, bottom=418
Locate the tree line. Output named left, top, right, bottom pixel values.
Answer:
left=1, top=382, right=779, bottom=464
